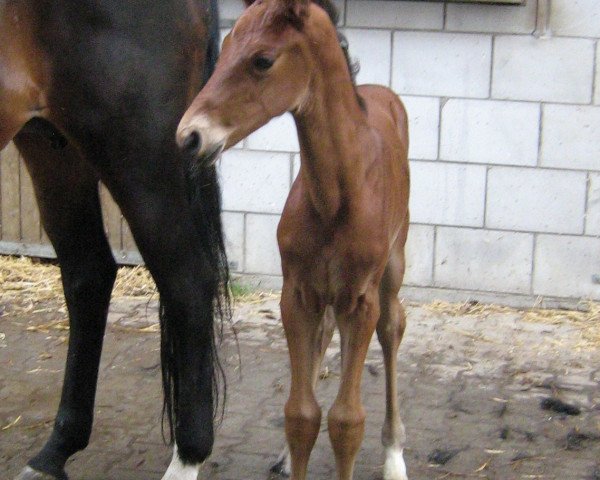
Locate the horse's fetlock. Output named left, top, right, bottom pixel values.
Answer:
left=54, top=409, right=92, bottom=441
left=381, top=422, right=406, bottom=448
left=175, top=428, right=214, bottom=464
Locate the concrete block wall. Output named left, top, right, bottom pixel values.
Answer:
left=218, top=0, right=600, bottom=305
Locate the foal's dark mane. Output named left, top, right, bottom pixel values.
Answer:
left=310, top=0, right=364, bottom=108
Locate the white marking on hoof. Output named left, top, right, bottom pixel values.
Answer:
left=14, top=466, right=57, bottom=480
left=161, top=445, right=201, bottom=480
left=383, top=447, right=408, bottom=480
left=270, top=445, right=291, bottom=477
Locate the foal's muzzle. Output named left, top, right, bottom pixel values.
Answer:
left=178, top=129, right=202, bottom=158
left=177, top=128, right=224, bottom=167
left=198, top=142, right=225, bottom=167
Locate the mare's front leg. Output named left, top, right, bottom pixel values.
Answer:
left=281, top=283, right=328, bottom=480
left=329, top=288, right=380, bottom=480
left=13, top=132, right=117, bottom=480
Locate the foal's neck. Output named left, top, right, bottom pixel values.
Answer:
left=292, top=23, right=368, bottom=221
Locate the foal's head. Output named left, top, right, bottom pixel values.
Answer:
left=176, top=0, right=342, bottom=164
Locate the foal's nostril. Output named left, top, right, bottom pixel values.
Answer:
left=180, top=130, right=202, bottom=157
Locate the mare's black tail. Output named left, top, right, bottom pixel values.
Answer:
left=160, top=0, right=231, bottom=445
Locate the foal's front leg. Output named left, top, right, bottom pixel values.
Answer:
left=329, top=289, right=380, bottom=480
left=281, top=284, right=327, bottom=480
left=273, top=308, right=336, bottom=477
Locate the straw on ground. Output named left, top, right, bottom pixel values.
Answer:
left=1, top=255, right=598, bottom=347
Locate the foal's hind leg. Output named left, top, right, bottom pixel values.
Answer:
left=272, top=307, right=336, bottom=477
left=376, top=232, right=409, bottom=480
left=13, top=132, right=117, bottom=480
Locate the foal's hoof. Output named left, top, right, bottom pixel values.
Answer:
left=270, top=456, right=291, bottom=477
left=14, top=466, right=68, bottom=480
left=383, top=448, right=408, bottom=480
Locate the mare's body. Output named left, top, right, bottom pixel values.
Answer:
left=176, top=0, right=411, bottom=478
left=1, top=2, right=226, bottom=479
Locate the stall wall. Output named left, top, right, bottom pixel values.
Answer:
left=218, top=0, right=600, bottom=304
left=1, top=0, right=599, bottom=305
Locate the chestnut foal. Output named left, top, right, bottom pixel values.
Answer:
left=177, top=0, right=410, bottom=478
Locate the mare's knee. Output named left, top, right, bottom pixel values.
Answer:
left=61, top=257, right=117, bottom=310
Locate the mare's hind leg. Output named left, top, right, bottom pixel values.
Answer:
left=272, top=307, right=336, bottom=477
left=0, top=111, right=24, bottom=149
left=376, top=227, right=409, bottom=480
left=0, top=73, right=34, bottom=149
left=0, top=91, right=33, bottom=149
left=13, top=131, right=117, bottom=480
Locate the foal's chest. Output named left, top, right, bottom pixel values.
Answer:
left=279, top=209, right=387, bottom=297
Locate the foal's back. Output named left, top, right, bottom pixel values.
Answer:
left=358, top=84, right=410, bottom=177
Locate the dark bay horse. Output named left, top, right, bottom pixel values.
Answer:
left=1, top=1, right=228, bottom=479
left=177, top=0, right=410, bottom=478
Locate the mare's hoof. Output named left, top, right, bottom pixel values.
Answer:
left=270, top=457, right=291, bottom=477
left=14, top=466, right=68, bottom=480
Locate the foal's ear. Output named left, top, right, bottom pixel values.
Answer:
left=280, top=0, right=310, bottom=26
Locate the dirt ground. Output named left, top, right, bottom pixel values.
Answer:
left=1, top=292, right=599, bottom=479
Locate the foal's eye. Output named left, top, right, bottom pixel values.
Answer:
left=252, top=55, right=275, bottom=71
